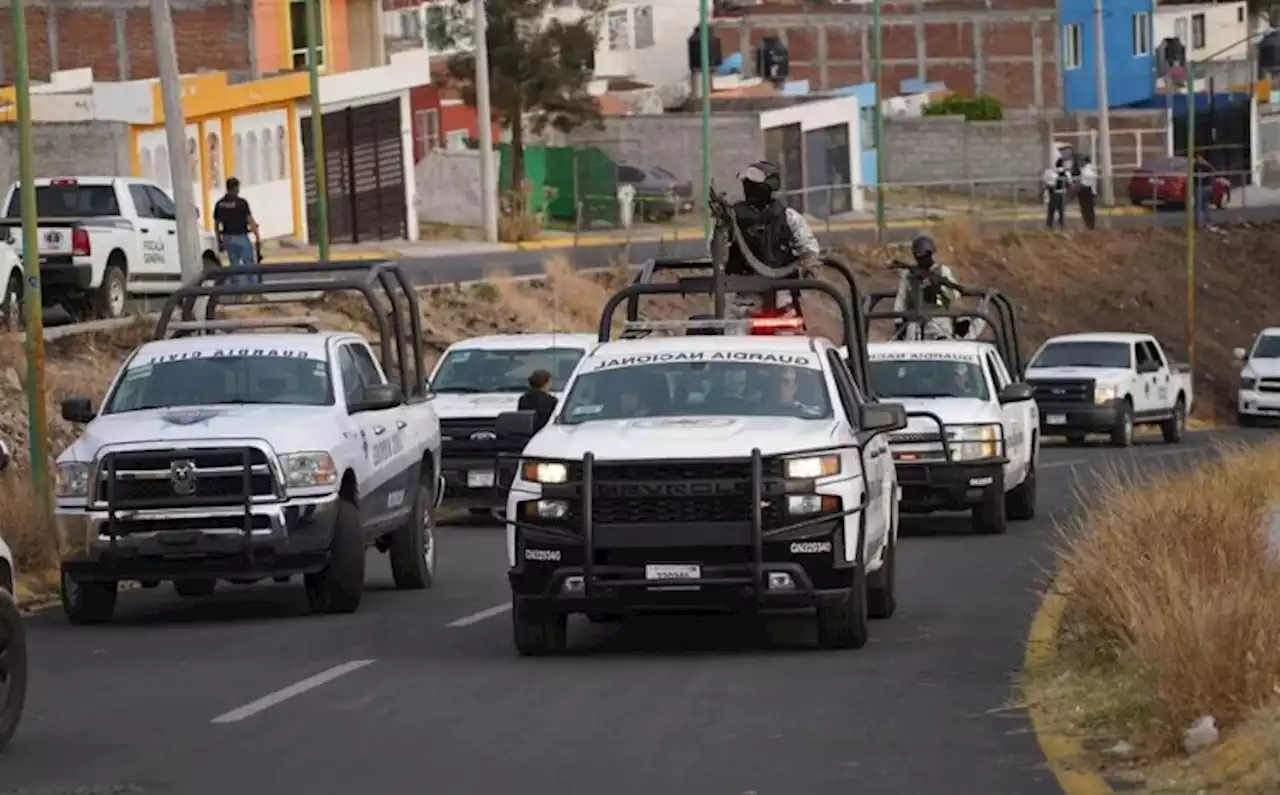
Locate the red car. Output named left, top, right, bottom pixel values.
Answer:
left=1128, top=157, right=1232, bottom=209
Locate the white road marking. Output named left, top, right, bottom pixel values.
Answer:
left=210, top=659, right=377, bottom=724
left=447, top=602, right=512, bottom=627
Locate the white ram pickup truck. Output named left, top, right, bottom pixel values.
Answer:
left=866, top=341, right=1039, bottom=534
left=1026, top=332, right=1192, bottom=447
left=497, top=334, right=907, bottom=655
left=0, top=436, right=26, bottom=751
left=0, top=177, right=219, bottom=319
left=53, top=329, right=442, bottom=624
left=429, top=333, right=597, bottom=515
left=1234, top=327, right=1280, bottom=426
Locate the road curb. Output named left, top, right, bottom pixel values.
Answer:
left=1024, top=573, right=1115, bottom=795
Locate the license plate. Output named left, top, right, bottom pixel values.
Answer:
left=1046, top=415, right=1067, bottom=425
left=645, top=564, right=701, bottom=581
left=467, top=469, right=495, bottom=488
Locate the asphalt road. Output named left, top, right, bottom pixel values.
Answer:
left=2, top=428, right=1261, bottom=795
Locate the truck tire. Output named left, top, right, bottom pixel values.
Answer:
left=173, top=579, right=216, bottom=597
left=1110, top=402, right=1135, bottom=448
left=304, top=499, right=365, bottom=614
left=0, top=589, right=27, bottom=752
left=92, top=261, right=127, bottom=319
left=389, top=481, right=436, bottom=590
left=60, top=572, right=118, bottom=625
left=512, top=599, right=568, bottom=656
left=816, top=567, right=869, bottom=649
left=972, top=475, right=1009, bottom=535
left=867, top=536, right=897, bottom=620
left=1006, top=461, right=1037, bottom=521
left=1238, top=411, right=1258, bottom=428
left=1161, top=397, right=1186, bottom=444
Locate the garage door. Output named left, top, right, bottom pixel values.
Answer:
left=302, top=98, right=407, bottom=244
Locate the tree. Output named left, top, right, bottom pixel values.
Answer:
left=442, top=0, right=606, bottom=213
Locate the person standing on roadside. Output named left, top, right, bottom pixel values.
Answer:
left=1077, top=156, right=1098, bottom=230
left=518, top=369, right=558, bottom=432
left=1193, top=153, right=1216, bottom=229
left=214, top=177, right=261, bottom=285
left=1043, top=160, right=1070, bottom=229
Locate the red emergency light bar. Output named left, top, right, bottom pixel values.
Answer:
left=748, top=313, right=806, bottom=336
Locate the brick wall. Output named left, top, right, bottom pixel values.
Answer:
left=882, top=115, right=1052, bottom=195
left=0, top=121, right=133, bottom=192
left=713, top=0, right=1059, bottom=110
left=0, top=0, right=254, bottom=84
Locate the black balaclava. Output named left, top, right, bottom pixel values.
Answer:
left=739, top=161, right=781, bottom=209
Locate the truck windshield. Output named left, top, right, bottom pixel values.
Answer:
left=1030, top=341, right=1131, bottom=369
left=5, top=183, right=121, bottom=218
left=869, top=359, right=989, bottom=400
left=103, top=355, right=334, bottom=413
left=431, top=347, right=584, bottom=393
left=1253, top=335, right=1280, bottom=359
left=559, top=361, right=832, bottom=424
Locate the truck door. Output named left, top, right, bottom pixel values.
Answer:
left=127, top=184, right=174, bottom=283
left=1133, top=342, right=1159, bottom=414
left=1142, top=341, right=1172, bottom=409
left=143, top=186, right=184, bottom=279
left=984, top=352, right=1022, bottom=485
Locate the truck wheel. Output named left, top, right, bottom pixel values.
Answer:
left=173, top=579, right=216, bottom=597
left=389, top=481, right=436, bottom=590
left=92, top=261, right=127, bottom=319
left=1110, top=403, right=1135, bottom=448
left=867, top=537, right=897, bottom=620
left=512, top=599, right=568, bottom=656
left=1161, top=397, right=1186, bottom=444
left=0, top=590, right=28, bottom=752
left=1238, top=411, right=1258, bottom=428
left=304, top=499, right=365, bottom=614
left=1, top=272, right=23, bottom=332
left=972, top=476, right=1008, bottom=535
left=60, top=571, right=118, bottom=625
left=1006, top=462, right=1037, bottom=521
left=816, top=567, right=869, bottom=649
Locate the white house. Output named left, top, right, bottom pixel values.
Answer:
left=1154, top=0, right=1262, bottom=61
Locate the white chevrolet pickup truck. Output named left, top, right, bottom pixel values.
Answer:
left=1234, top=327, right=1280, bottom=425
left=0, top=177, right=219, bottom=320
left=1026, top=332, right=1192, bottom=447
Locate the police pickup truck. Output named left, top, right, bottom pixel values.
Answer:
left=429, top=333, right=595, bottom=516
left=498, top=329, right=907, bottom=656
left=866, top=342, right=1038, bottom=534
left=1026, top=332, right=1192, bottom=447
left=52, top=262, right=441, bottom=623
left=0, top=526, right=24, bottom=752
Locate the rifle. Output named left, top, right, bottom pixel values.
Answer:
left=707, top=182, right=805, bottom=280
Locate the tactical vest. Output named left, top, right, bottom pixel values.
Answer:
left=728, top=199, right=794, bottom=275
left=921, top=277, right=947, bottom=308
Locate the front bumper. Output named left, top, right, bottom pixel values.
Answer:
left=1036, top=399, right=1125, bottom=434
left=55, top=495, right=340, bottom=581
left=895, top=459, right=1005, bottom=513
left=441, top=455, right=517, bottom=509
left=1238, top=389, right=1280, bottom=418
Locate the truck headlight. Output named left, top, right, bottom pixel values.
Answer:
left=947, top=424, right=1000, bottom=460
left=280, top=452, right=338, bottom=488
left=55, top=462, right=91, bottom=498
left=1241, top=375, right=1258, bottom=391
left=785, top=455, right=840, bottom=479
left=1094, top=384, right=1121, bottom=403
left=521, top=460, right=569, bottom=484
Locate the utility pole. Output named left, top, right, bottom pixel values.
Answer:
left=1184, top=60, right=1197, bottom=376
left=872, top=0, right=885, bottom=240
left=698, top=0, right=712, bottom=242
left=11, top=0, right=51, bottom=523
left=473, top=0, right=498, bottom=244
left=1092, top=0, right=1115, bottom=206
left=150, top=0, right=203, bottom=281
left=305, top=0, right=330, bottom=259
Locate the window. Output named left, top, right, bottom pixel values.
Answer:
left=1239, top=7, right=1245, bottom=23
left=1192, top=13, right=1206, bottom=49
left=424, top=3, right=450, bottom=52
left=186, top=136, right=199, bottom=183
left=156, top=144, right=171, bottom=189
left=446, top=129, right=469, bottom=149
left=338, top=343, right=386, bottom=403
left=206, top=131, right=222, bottom=188
left=431, top=348, right=586, bottom=393
left=397, top=9, right=421, bottom=38
left=145, top=186, right=177, bottom=220
left=139, top=148, right=153, bottom=180
left=1174, top=16, right=1188, bottom=45
left=415, top=108, right=442, bottom=151
left=1030, top=341, right=1132, bottom=369
left=129, top=185, right=156, bottom=218
left=104, top=353, right=334, bottom=414
left=607, top=9, right=630, bottom=51
left=245, top=131, right=259, bottom=184
left=260, top=128, right=274, bottom=183
left=869, top=358, right=991, bottom=401
left=1132, top=12, right=1150, bottom=56
left=289, top=0, right=326, bottom=70
left=233, top=133, right=244, bottom=183
left=634, top=6, right=654, bottom=49
left=276, top=126, right=288, bottom=180
left=1063, top=23, right=1082, bottom=70
left=5, top=184, right=119, bottom=218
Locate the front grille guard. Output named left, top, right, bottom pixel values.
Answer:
left=496, top=443, right=872, bottom=601
left=92, top=443, right=283, bottom=553
left=892, top=411, right=1007, bottom=464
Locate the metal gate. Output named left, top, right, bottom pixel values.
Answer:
left=1172, top=93, right=1253, bottom=186
left=302, top=99, right=407, bottom=244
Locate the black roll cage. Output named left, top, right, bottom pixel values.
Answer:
left=862, top=287, right=1024, bottom=379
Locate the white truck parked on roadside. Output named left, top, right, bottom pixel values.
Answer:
left=51, top=264, right=441, bottom=624
left=430, top=333, right=596, bottom=516
left=0, top=177, right=220, bottom=320
left=1234, top=327, right=1280, bottom=426
left=1026, top=332, right=1192, bottom=447
left=0, top=444, right=27, bottom=753
left=865, top=341, right=1039, bottom=534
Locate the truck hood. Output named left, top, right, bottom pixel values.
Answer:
left=433, top=392, right=524, bottom=420
left=1243, top=358, right=1280, bottom=378
left=58, top=405, right=337, bottom=463
left=1026, top=366, right=1130, bottom=384
left=890, top=397, right=999, bottom=430
left=524, top=416, right=840, bottom=461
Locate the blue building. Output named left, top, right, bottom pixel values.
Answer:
left=1059, top=0, right=1157, bottom=112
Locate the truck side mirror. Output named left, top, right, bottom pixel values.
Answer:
left=496, top=410, right=538, bottom=438
left=859, top=402, right=907, bottom=435
left=998, top=382, right=1036, bottom=404
left=1233, top=347, right=1247, bottom=361
left=61, top=396, right=95, bottom=423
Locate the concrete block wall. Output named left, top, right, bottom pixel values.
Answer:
left=882, top=115, right=1052, bottom=196
left=0, top=121, right=133, bottom=200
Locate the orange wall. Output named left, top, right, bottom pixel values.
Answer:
left=253, top=0, right=351, bottom=75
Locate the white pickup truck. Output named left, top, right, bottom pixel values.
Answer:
left=0, top=525, right=25, bottom=752
left=1025, top=332, right=1192, bottom=447
left=0, top=177, right=220, bottom=320
left=1234, top=327, right=1280, bottom=425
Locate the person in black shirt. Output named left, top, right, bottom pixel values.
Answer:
left=518, top=369, right=559, bottom=432
left=213, top=177, right=261, bottom=285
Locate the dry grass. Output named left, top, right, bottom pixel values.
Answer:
left=1024, top=442, right=1280, bottom=791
